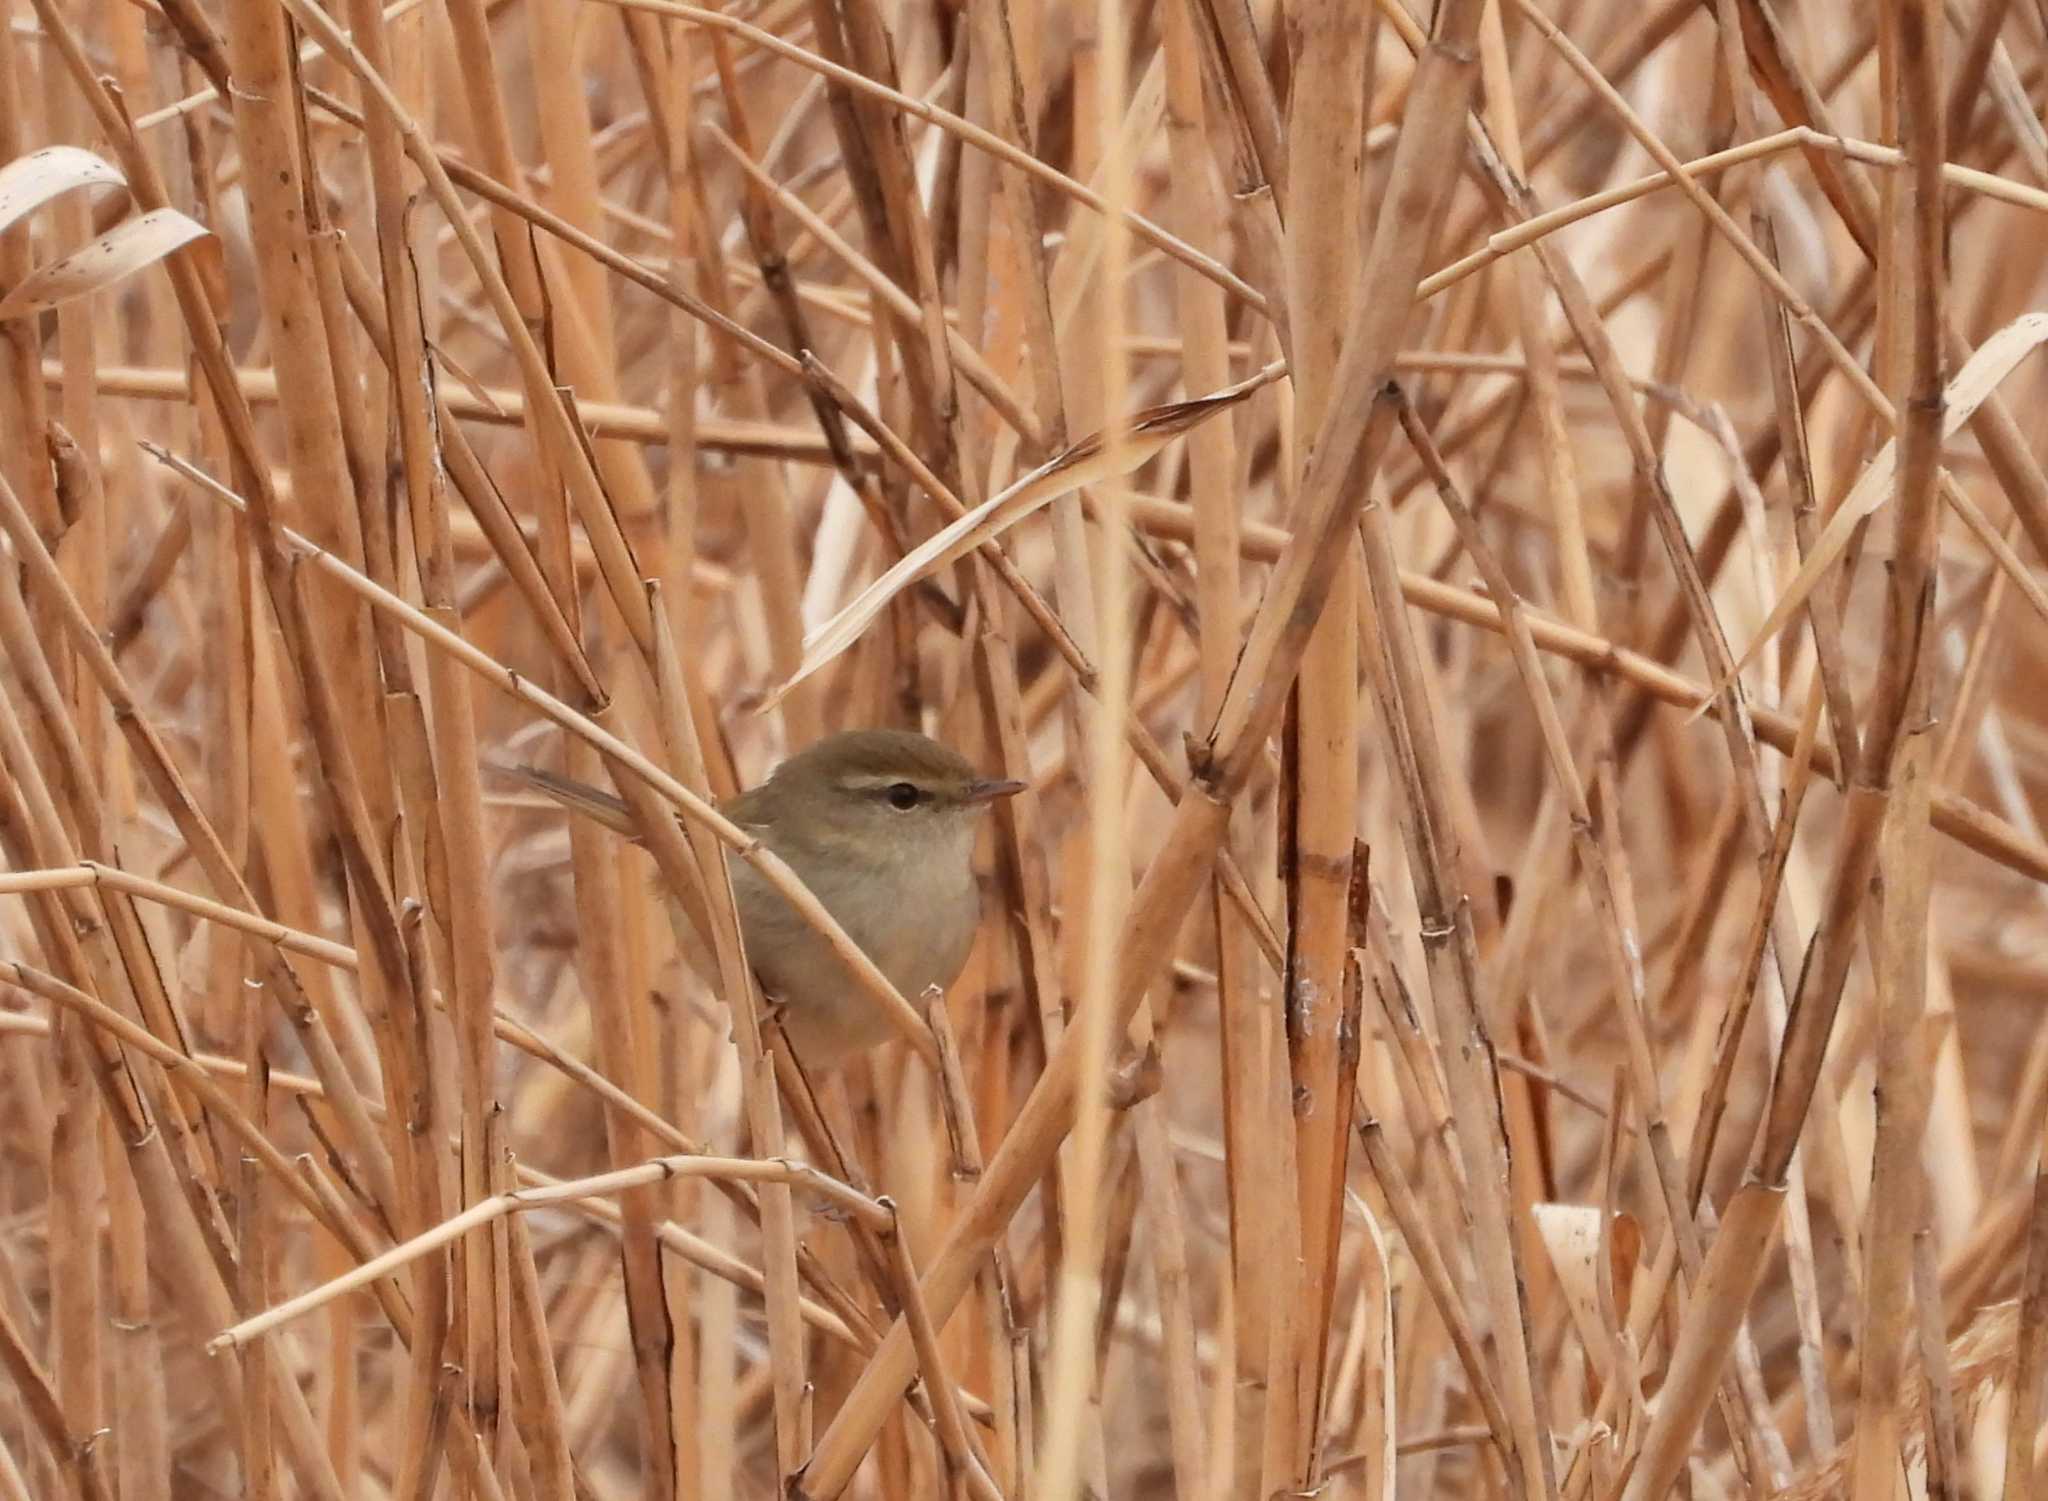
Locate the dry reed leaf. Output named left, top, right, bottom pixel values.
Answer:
left=1700, top=311, right=2048, bottom=710
left=0, top=144, right=125, bottom=235
left=1350, top=1198, right=1398, bottom=1501
left=1532, top=1203, right=1640, bottom=1375
left=764, top=362, right=1281, bottom=705
left=0, top=206, right=214, bottom=321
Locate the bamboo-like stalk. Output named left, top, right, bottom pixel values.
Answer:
left=1271, top=0, right=1367, bottom=1486
left=1848, top=10, right=1945, bottom=1500
left=0, top=0, right=59, bottom=555
left=1033, top=0, right=1133, bottom=1481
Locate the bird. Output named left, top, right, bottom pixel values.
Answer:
left=502, top=729, right=1026, bottom=1069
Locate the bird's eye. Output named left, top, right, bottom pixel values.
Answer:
left=886, top=782, right=921, bottom=810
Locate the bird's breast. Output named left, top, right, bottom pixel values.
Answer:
left=726, top=827, right=982, bottom=1062
left=814, top=831, right=979, bottom=991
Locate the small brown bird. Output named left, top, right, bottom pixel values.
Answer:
left=506, top=729, right=1025, bottom=1068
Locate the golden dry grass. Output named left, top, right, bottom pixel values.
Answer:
left=3, top=0, right=2048, bottom=1498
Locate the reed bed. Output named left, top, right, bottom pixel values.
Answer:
left=4, top=0, right=2048, bottom=1496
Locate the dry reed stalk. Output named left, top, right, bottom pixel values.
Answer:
left=1270, top=2, right=1368, bottom=1492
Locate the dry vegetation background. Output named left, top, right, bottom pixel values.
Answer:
left=8, top=0, right=2048, bottom=1497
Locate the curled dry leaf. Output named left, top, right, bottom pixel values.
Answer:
left=763, top=360, right=1285, bottom=707
left=1698, top=311, right=2048, bottom=712
left=0, top=144, right=127, bottom=237
left=1607, top=1207, right=1641, bottom=1326
left=0, top=206, right=216, bottom=322
left=1532, top=1202, right=1641, bottom=1376
left=1352, top=1197, right=1397, bottom=1501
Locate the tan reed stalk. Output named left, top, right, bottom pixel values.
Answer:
left=1703, top=22, right=1859, bottom=1439
left=0, top=4, right=58, bottom=552
left=1466, top=30, right=1600, bottom=1388
left=1032, top=0, right=1135, bottom=1481
left=1843, top=19, right=1948, bottom=1501
left=1269, top=0, right=1367, bottom=1490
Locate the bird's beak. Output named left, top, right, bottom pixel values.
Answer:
left=964, top=776, right=1028, bottom=804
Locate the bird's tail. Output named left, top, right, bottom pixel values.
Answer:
left=490, top=760, right=722, bottom=957
left=489, top=761, right=642, bottom=840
